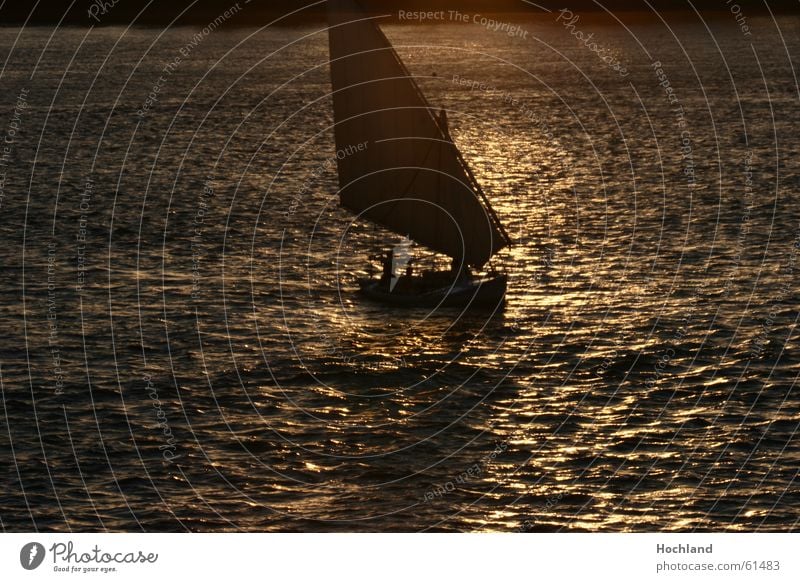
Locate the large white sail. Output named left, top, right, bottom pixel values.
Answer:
left=327, top=0, right=510, bottom=268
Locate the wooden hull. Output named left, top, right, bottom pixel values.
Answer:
left=358, top=274, right=507, bottom=309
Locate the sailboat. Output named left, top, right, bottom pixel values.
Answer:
left=328, top=0, right=512, bottom=308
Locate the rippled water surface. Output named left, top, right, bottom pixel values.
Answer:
left=0, top=11, right=799, bottom=531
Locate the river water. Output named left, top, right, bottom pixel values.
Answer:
left=0, top=9, right=798, bottom=531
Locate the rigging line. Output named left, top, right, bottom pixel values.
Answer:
left=450, top=140, right=514, bottom=247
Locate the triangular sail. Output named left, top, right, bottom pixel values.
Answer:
left=327, top=0, right=510, bottom=268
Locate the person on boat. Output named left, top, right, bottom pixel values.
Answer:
left=437, top=107, right=451, bottom=141
left=380, top=250, right=393, bottom=289
left=450, top=256, right=471, bottom=282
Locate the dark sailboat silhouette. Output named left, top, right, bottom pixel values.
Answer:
left=328, top=0, right=512, bottom=308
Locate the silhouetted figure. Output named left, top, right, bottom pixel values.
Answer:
left=451, top=256, right=470, bottom=281
left=438, top=107, right=451, bottom=141
left=380, top=250, right=393, bottom=289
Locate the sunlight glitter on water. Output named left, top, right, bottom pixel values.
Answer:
left=0, top=13, right=798, bottom=532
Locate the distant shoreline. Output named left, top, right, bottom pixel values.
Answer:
left=1, top=1, right=798, bottom=27
left=2, top=11, right=799, bottom=29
